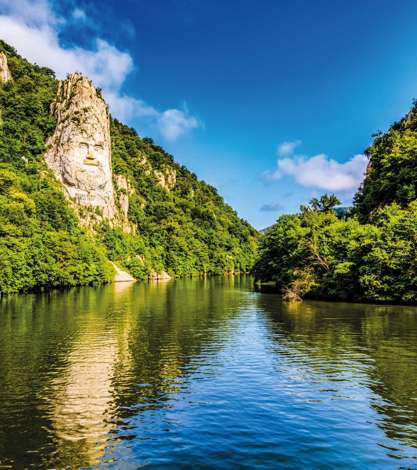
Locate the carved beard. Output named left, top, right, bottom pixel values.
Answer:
left=61, top=155, right=108, bottom=191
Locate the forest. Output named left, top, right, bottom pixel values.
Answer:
left=3, top=35, right=417, bottom=304
left=0, top=40, right=258, bottom=294
left=255, top=107, right=417, bottom=303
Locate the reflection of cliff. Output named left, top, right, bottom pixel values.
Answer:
left=0, top=277, right=250, bottom=468
left=257, top=296, right=417, bottom=449
left=46, top=282, right=136, bottom=467
left=49, top=337, right=117, bottom=464
left=0, top=283, right=137, bottom=467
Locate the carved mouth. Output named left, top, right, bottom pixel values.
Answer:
left=84, top=158, right=100, bottom=166
left=84, top=153, right=100, bottom=166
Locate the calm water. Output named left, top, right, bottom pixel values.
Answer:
left=0, top=277, right=417, bottom=469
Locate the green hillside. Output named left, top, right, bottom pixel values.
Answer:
left=0, top=40, right=257, bottom=294
left=255, top=111, right=417, bottom=304
left=355, top=104, right=417, bottom=220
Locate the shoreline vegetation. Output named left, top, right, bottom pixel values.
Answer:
left=254, top=105, right=417, bottom=304
left=2, top=38, right=417, bottom=305
left=0, top=40, right=258, bottom=295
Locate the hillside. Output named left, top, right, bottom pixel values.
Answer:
left=255, top=112, right=417, bottom=304
left=0, top=40, right=257, bottom=294
left=355, top=103, right=417, bottom=220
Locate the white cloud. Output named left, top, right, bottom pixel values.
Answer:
left=0, top=15, right=133, bottom=90
left=104, top=94, right=199, bottom=140
left=0, top=0, right=60, bottom=27
left=105, top=92, right=159, bottom=122
left=0, top=0, right=199, bottom=140
left=277, top=140, right=301, bottom=158
left=158, top=109, right=199, bottom=140
left=265, top=140, right=368, bottom=193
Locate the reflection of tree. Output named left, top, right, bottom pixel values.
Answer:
left=110, top=276, right=250, bottom=420
left=0, top=276, right=250, bottom=468
left=257, top=295, right=417, bottom=450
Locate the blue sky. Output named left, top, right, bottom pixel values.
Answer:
left=2, top=0, right=417, bottom=228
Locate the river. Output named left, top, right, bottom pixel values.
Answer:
left=0, top=277, right=416, bottom=468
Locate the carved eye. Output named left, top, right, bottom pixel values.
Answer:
left=79, top=142, right=89, bottom=149
left=94, top=144, right=104, bottom=151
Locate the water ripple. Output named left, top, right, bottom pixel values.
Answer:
left=0, top=278, right=417, bottom=468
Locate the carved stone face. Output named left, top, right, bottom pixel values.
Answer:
left=44, top=73, right=116, bottom=220
left=60, top=128, right=111, bottom=192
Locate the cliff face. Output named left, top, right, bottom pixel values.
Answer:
left=0, top=52, right=11, bottom=83
left=155, top=167, right=176, bottom=191
left=45, top=73, right=116, bottom=220
left=114, top=174, right=134, bottom=234
left=0, top=39, right=258, bottom=294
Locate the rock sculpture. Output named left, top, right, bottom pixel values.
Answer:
left=45, top=73, right=116, bottom=219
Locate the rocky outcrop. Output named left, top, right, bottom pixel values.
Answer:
left=114, top=174, right=130, bottom=218
left=114, top=174, right=136, bottom=234
left=148, top=271, right=171, bottom=281
left=111, top=262, right=136, bottom=282
left=155, top=168, right=176, bottom=191
left=45, top=73, right=116, bottom=220
left=0, top=52, right=11, bottom=83
left=137, top=155, right=176, bottom=191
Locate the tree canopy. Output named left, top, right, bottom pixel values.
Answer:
left=0, top=40, right=258, bottom=295
left=256, top=189, right=417, bottom=303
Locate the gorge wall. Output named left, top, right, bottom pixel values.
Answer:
left=0, top=39, right=258, bottom=294
left=0, top=52, right=11, bottom=83
left=44, top=73, right=117, bottom=221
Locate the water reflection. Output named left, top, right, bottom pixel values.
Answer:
left=0, top=277, right=417, bottom=468
left=258, top=296, right=417, bottom=454
left=46, top=282, right=137, bottom=466
left=0, top=277, right=249, bottom=468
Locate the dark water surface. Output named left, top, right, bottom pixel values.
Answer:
left=1, top=277, right=417, bottom=469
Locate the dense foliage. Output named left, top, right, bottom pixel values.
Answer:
left=105, top=120, right=257, bottom=278
left=0, top=40, right=258, bottom=294
left=355, top=104, right=417, bottom=220
left=255, top=197, right=417, bottom=303
left=256, top=98, right=417, bottom=303
left=0, top=41, right=113, bottom=294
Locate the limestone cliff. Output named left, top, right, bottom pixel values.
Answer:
left=154, top=167, right=176, bottom=191
left=45, top=73, right=116, bottom=220
left=114, top=174, right=135, bottom=234
left=0, top=52, right=11, bottom=83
